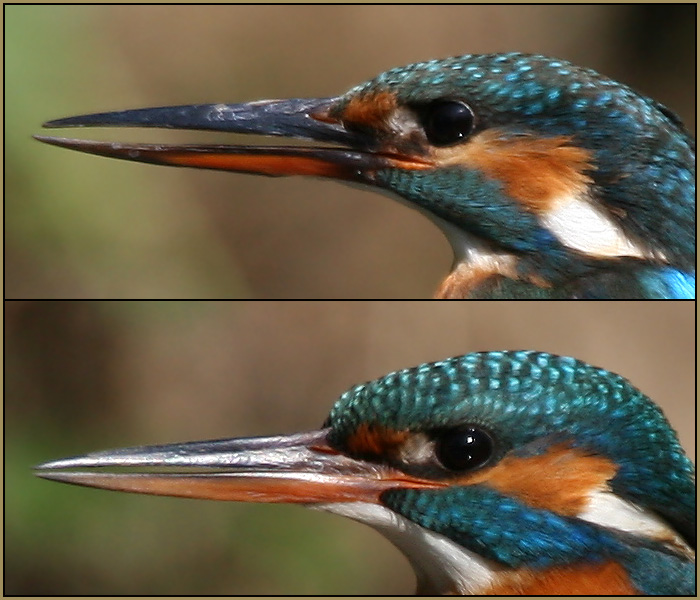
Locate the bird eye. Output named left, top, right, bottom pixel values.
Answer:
left=421, top=100, right=475, bottom=146
left=435, top=426, right=493, bottom=471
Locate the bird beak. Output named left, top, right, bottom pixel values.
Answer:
left=35, top=98, right=428, bottom=182
left=34, top=428, right=440, bottom=504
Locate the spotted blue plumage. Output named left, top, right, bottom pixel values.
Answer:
left=343, top=53, right=696, bottom=290
left=41, top=52, right=695, bottom=298
left=34, top=346, right=694, bottom=593
left=326, top=351, right=695, bottom=557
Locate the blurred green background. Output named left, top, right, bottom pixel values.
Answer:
left=6, top=5, right=695, bottom=299
left=6, top=300, right=695, bottom=594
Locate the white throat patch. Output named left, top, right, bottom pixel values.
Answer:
left=313, top=501, right=501, bottom=594
left=433, top=216, right=518, bottom=276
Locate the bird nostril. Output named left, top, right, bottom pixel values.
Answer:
left=310, top=109, right=338, bottom=124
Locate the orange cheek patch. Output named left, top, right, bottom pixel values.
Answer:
left=456, top=443, right=617, bottom=516
left=340, top=91, right=399, bottom=132
left=433, top=130, right=595, bottom=213
left=345, top=423, right=411, bottom=458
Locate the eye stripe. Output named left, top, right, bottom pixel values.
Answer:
left=339, top=91, right=399, bottom=132
left=343, top=423, right=411, bottom=457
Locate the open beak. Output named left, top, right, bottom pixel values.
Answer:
left=34, top=428, right=441, bottom=504
left=35, top=98, right=429, bottom=182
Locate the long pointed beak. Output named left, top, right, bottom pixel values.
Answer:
left=35, top=98, right=429, bottom=182
left=34, top=429, right=441, bottom=504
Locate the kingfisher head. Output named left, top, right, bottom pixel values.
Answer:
left=36, top=351, right=695, bottom=594
left=37, top=53, right=695, bottom=298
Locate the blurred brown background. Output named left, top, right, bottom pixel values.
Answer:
left=6, top=300, right=695, bottom=594
left=6, top=5, right=695, bottom=299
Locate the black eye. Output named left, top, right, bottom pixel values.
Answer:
left=422, top=100, right=475, bottom=146
left=435, top=426, right=493, bottom=471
